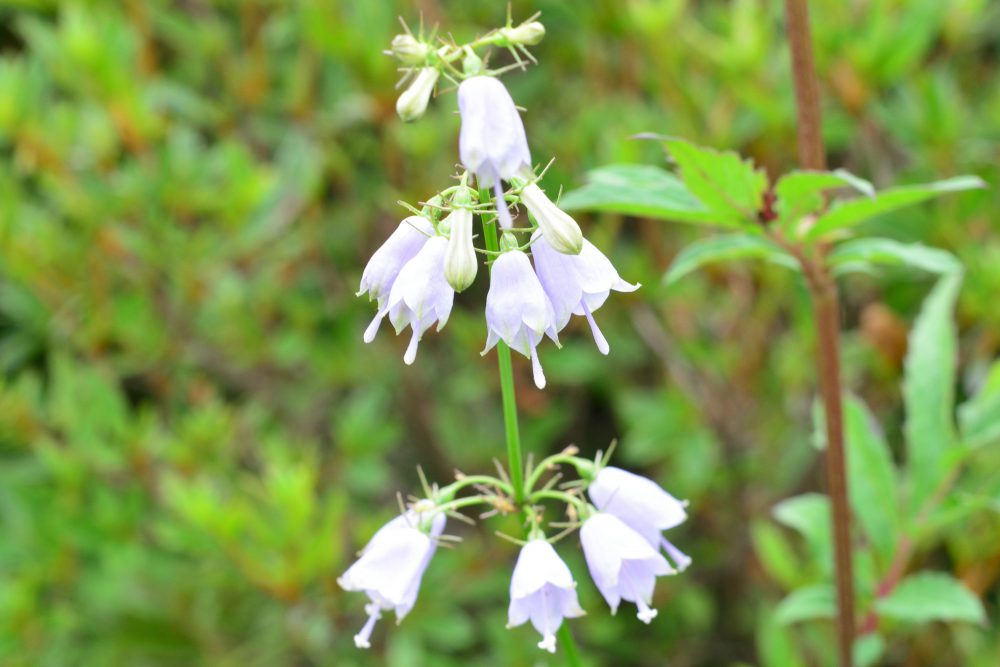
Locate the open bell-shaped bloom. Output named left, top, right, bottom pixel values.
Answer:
left=508, top=539, right=585, bottom=653
left=358, top=216, right=434, bottom=310
left=339, top=509, right=447, bottom=649
left=531, top=231, right=639, bottom=355
left=396, top=67, right=439, bottom=122
left=580, top=512, right=674, bottom=623
left=483, top=248, right=558, bottom=389
left=458, top=75, right=531, bottom=229
left=365, top=235, right=454, bottom=365
left=520, top=183, right=583, bottom=254
left=588, top=466, right=692, bottom=572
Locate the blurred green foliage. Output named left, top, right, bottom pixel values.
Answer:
left=0, top=1, right=998, bottom=666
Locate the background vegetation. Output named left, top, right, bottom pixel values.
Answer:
left=0, top=1, right=997, bottom=665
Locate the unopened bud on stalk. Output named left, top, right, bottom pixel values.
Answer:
left=396, top=67, right=439, bottom=122
left=443, top=189, right=477, bottom=292
left=501, top=21, right=546, bottom=46
left=390, top=34, right=432, bottom=65
left=519, top=182, right=583, bottom=255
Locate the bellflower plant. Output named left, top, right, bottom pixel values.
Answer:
left=347, top=11, right=692, bottom=658
left=508, top=537, right=585, bottom=653
left=531, top=231, right=640, bottom=355
left=588, top=465, right=692, bottom=571
left=580, top=512, right=675, bottom=623
left=338, top=507, right=447, bottom=649
left=483, top=242, right=559, bottom=389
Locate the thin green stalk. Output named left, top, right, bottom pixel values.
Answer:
left=479, top=186, right=581, bottom=663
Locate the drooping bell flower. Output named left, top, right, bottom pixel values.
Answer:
left=520, top=182, right=583, bottom=255
left=458, top=75, right=531, bottom=230
left=396, top=67, right=439, bottom=122
left=579, top=512, right=674, bottom=623
left=483, top=243, right=558, bottom=389
left=587, top=466, right=692, bottom=572
left=531, top=231, right=639, bottom=355
left=358, top=216, right=434, bottom=310
left=508, top=538, right=585, bottom=653
left=364, top=235, right=454, bottom=365
left=442, top=192, right=478, bottom=292
left=339, top=508, right=447, bottom=649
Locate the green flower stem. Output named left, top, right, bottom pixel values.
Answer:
left=523, top=454, right=593, bottom=495
left=479, top=186, right=581, bottom=665
left=529, top=490, right=588, bottom=516
left=437, top=475, right=513, bottom=501
left=434, top=496, right=502, bottom=515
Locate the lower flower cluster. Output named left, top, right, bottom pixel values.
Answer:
left=339, top=459, right=690, bottom=653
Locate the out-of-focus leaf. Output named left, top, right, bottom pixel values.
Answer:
left=751, top=520, right=804, bottom=589
left=875, top=572, right=986, bottom=625
left=903, top=274, right=962, bottom=511
left=844, top=395, right=900, bottom=564
left=775, top=168, right=874, bottom=224
left=773, top=494, right=831, bottom=570
left=854, top=633, right=886, bottom=667
left=806, top=176, right=986, bottom=240
left=774, top=584, right=836, bottom=624
left=664, top=233, right=798, bottom=285
left=828, top=238, right=962, bottom=276
left=958, top=360, right=1000, bottom=449
left=559, top=164, right=720, bottom=224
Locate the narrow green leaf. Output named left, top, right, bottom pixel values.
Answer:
left=875, top=572, right=986, bottom=625
left=775, top=168, right=875, bottom=224
left=751, top=520, right=803, bottom=589
left=807, top=176, right=986, bottom=240
left=774, top=584, right=836, bottom=625
left=844, top=395, right=900, bottom=563
left=559, top=164, right=721, bottom=224
left=958, top=360, right=1000, bottom=449
left=635, top=136, right=768, bottom=226
left=903, top=274, right=962, bottom=511
left=828, top=238, right=962, bottom=276
left=664, top=233, right=798, bottom=285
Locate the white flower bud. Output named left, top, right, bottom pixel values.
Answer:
left=443, top=205, right=477, bottom=292
left=390, top=34, right=431, bottom=65
left=502, top=21, right=545, bottom=46
left=396, top=67, right=439, bottom=122
left=520, top=183, right=583, bottom=255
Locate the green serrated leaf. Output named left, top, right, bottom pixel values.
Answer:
left=663, top=138, right=767, bottom=224
left=828, top=238, right=962, bottom=276
left=904, top=274, right=962, bottom=511
left=844, top=395, right=900, bottom=564
left=807, top=175, right=985, bottom=240
left=875, top=572, right=986, bottom=625
left=664, top=233, right=798, bottom=285
left=775, top=168, right=875, bottom=224
left=774, top=584, right=836, bottom=625
left=559, top=164, right=721, bottom=224
left=959, top=360, right=1000, bottom=449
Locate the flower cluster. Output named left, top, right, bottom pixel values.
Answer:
left=358, top=16, right=639, bottom=388
left=339, top=451, right=691, bottom=652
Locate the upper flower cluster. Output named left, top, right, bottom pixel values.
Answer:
left=359, top=17, right=639, bottom=388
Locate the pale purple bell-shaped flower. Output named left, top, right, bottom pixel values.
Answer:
left=458, top=75, right=532, bottom=230
left=338, top=509, right=447, bottom=649
left=364, top=235, right=454, bottom=365
left=508, top=539, right=585, bottom=653
left=531, top=231, right=640, bottom=355
left=483, top=248, right=558, bottom=389
left=579, top=512, right=674, bottom=623
left=588, top=466, right=692, bottom=572
left=358, top=216, right=434, bottom=310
